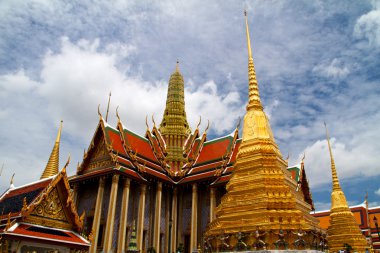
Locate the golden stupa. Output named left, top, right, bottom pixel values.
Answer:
left=325, top=125, right=368, bottom=253
left=205, top=12, right=320, bottom=250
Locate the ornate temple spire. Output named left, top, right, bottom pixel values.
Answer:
left=205, top=12, right=319, bottom=244
left=324, top=124, right=368, bottom=252
left=244, top=10, right=262, bottom=111
left=159, top=62, right=191, bottom=172
left=241, top=11, right=276, bottom=145
left=324, top=123, right=342, bottom=192
left=41, top=121, right=62, bottom=179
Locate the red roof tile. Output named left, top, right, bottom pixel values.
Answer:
left=195, top=136, right=233, bottom=165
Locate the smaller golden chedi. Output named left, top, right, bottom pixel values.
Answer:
left=325, top=124, right=368, bottom=253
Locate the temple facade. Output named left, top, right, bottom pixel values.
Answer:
left=68, top=13, right=316, bottom=253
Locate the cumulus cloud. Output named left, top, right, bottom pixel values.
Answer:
left=303, top=136, right=379, bottom=188
left=376, top=188, right=380, bottom=196
left=354, top=2, right=380, bottom=48
left=0, top=37, right=244, bottom=189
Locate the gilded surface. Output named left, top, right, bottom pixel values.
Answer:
left=31, top=187, right=66, bottom=221
left=86, top=137, right=113, bottom=170
left=325, top=127, right=368, bottom=252
left=41, top=121, right=62, bottom=179
left=205, top=12, right=320, bottom=250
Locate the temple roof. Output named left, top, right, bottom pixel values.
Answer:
left=0, top=162, right=89, bottom=249
left=71, top=116, right=312, bottom=191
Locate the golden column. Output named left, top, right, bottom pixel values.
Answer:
left=209, top=188, right=216, bottom=222
left=137, top=184, right=147, bottom=252
left=117, top=178, right=131, bottom=253
left=171, top=188, right=178, bottom=253
left=325, top=125, right=368, bottom=252
left=190, top=183, right=198, bottom=251
left=90, top=177, right=105, bottom=253
left=153, top=182, right=163, bottom=252
left=103, top=174, right=120, bottom=251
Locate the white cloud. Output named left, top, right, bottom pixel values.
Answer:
left=0, top=37, right=244, bottom=189
left=375, top=188, right=380, bottom=196
left=303, top=136, right=380, bottom=188
left=354, top=3, right=380, bottom=48
left=313, top=58, right=350, bottom=79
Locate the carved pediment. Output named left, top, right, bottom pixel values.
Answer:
left=85, top=137, right=114, bottom=171
left=31, top=187, right=67, bottom=222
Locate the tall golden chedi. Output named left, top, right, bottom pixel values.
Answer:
left=205, top=12, right=320, bottom=250
left=325, top=125, right=368, bottom=253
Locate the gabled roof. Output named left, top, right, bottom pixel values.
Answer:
left=71, top=117, right=313, bottom=195
left=0, top=162, right=89, bottom=249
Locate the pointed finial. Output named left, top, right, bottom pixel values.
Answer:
left=176, top=60, right=180, bottom=72
left=41, top=121, right=63, bottom=179
left=196, top=116, right=202, bottom=129
left=205, top=120, right=210, bottom=133
left=98, top=104, right=102, bottom=118
left=324, top=122, right=341, bottom=191
left=244, top=10, right=252, bottom=59
left=106, top=91, right=112, bottom=122
left=62, top=154, right=71, bottom=174
left=116, top=106, right=121, bottom=122
left=236, top=117, right=242, bottom=129
left=10, top=173, right=15, bottom=188
left=301, top=152, right=305, bottom=164
left=145, top=115, right=149, bottom=130
left=0, top=162, right=4, bottom=176
left=285, top=153, right=290, bottom=162
left=152, top=114, right=156, bottom=128
left=244, top=10, right=262, bottom=110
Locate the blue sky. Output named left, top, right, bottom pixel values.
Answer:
left=0, top=0, right=379, bottom=211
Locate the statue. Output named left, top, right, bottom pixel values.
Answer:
left=292, top=229, right=307, bottom=249
left=218, top=233, right=230, bottom=251
left=273, top=229, right=288, bottom=250
left=235, top=231, right=247, bottom=251
left=310, top=230, right=320, bottom=250
left=204, top=236, right=213, bottom=253
left=251, top=228, right=267, bottom=250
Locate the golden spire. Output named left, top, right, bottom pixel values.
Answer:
left=205, top=11, right=319, bottom=243
left=324, top=123, right=341, bottom=191
left=324, top=123, right=368, bottom=252
left=244, top=10, right=262, bottom=110
left=175, top=60, right=180, bottom=72
left=41, top=121, right=62, bottom=179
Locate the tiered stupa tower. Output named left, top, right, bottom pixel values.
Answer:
left=205, top=12, right=319, bottom=249
left=325, top=125, right=368, bottom=252
left=159, top=62, right=191, bottom=171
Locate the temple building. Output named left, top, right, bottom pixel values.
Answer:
left=323, top=126, right=369, bottom=253
left=0, top=122, right=90, bottom=252
left=68, top=12, right=317, bottom=253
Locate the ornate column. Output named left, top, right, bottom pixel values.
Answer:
left=171, top=188, right=178, bottom=253
left=117, top=178, right=131, bottom=253
left=190, top=184, right=198, bottom=251
left=89, top=177, right=105, bottom=253
left=137, top=184, right=147, bottom=252
left=103, top=174, right=120, bottom=251
left=153, top=182, right=163, bottom=252
left=177, top=190, right=183, bottom=245
left=210, top=187, right=216, bottom=222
